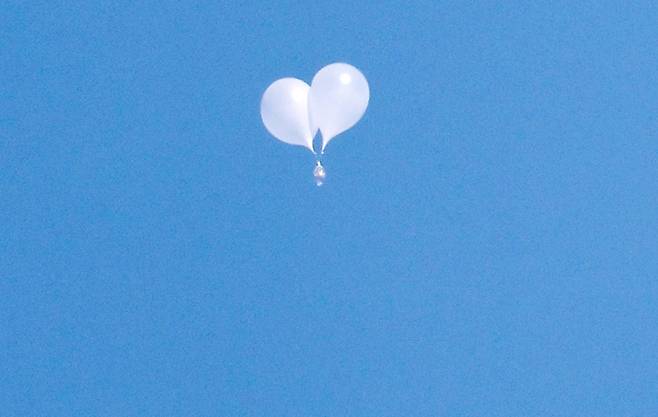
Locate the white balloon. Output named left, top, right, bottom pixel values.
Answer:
left=309, top=63, right=369, bottom=152
left=261, top=78, right=316, bottom=153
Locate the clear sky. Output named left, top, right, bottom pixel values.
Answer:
left=2, top=1, right=658, bottom=416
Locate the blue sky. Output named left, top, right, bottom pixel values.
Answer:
left=2, top=1, right=658, bottom=416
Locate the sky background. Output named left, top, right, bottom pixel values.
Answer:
left=2, top=1, right=658, bottom=416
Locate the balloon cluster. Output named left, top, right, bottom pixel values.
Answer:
left=260, top=63, right=370, bottom=185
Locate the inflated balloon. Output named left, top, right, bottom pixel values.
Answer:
left=260, top=78, right=316, bottom=153
left=261, top=64, right=370, bottom=185
left=309, top=63, right=369, bottom=152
